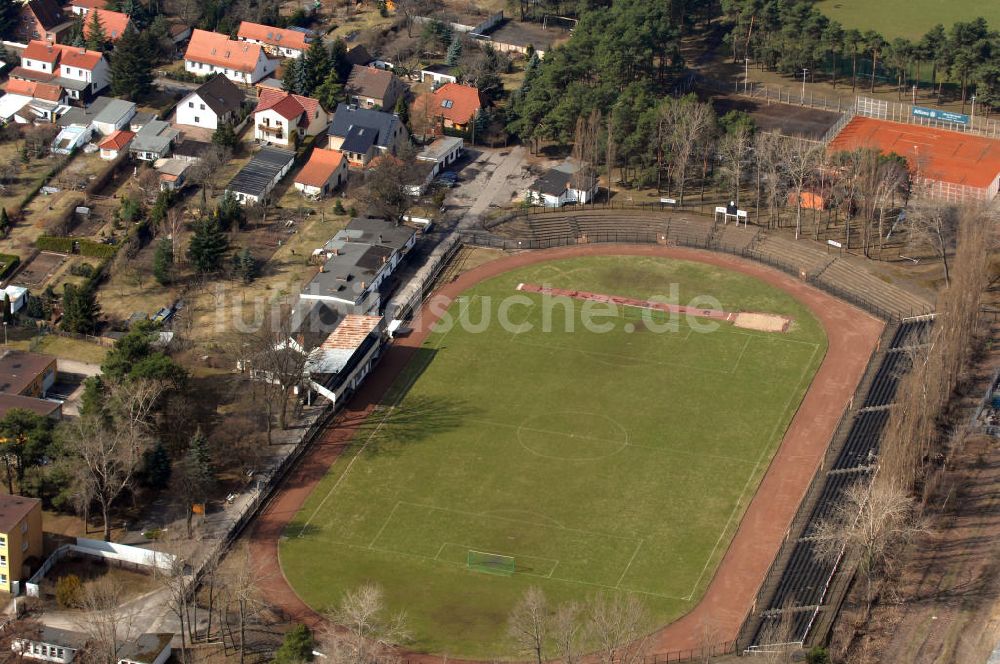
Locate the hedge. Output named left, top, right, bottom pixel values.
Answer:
left=36, top=236, right=119, bottom=259
left=0, top=253, right=20, bottom=280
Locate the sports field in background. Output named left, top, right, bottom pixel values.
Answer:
left=816, top=0, right=1000, bottom=40
left=279, top=256, right=828, bottom=657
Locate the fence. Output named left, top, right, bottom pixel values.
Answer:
left=970, top=367, right=1000, bottom=437
left=854, top=96, right=1000, bottom=138
left=25, top=538, right=178, bottom=597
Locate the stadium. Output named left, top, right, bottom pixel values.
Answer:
left=253, top=240, right=892, bottom=659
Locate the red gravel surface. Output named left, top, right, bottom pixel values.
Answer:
left=247, top=244, right=883, bottom=659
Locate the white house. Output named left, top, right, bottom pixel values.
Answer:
left=237, top=21, right=311, bottom=59
left=225, top=146, right=295, bottom=205
left=184, top=29, right=279, bottom=85
left=0, top=285, right=28, bottom=314
left=175, top=73, right=245, bottom=130
left=12, top=626, right=86, bottom=663
left=253, top=89, right=329, bottom=147
left=294, top=148, right=347, bottom=198
left=98, top=129, right=134, bottom=159
left=68, top=0, right=107, bottom=16
left=17, top=40, right=109, bottom=101
left=131, top=120, right=180, bottom=161
left=416, top=136, right=463, bottom=177
left=525, top=161, right=599, bottom=207
left=419, top=64, right=458, bottom=86
left=116, top=634, right=172, bottom=664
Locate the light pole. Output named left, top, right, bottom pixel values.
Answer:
left=801, top=68, right=809, bottom=102
left=744, top=57, right=750, bottom=93
left=912, top=84, right=917, bottom=105
left=2, top=322, right=6, bottom=346
left=970, top=95, right=976, bottom=126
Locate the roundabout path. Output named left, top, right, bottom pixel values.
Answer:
left=247, top=244, right=883, bottom=660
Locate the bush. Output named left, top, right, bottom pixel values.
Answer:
left=273, top=624, right=315, bottom=664
left=55, top=574, right=83, bottom=608
left=806, top=647, right=830, bottom=664
left=36, top=236, right=118, bottom=259
left=69, top=262, right=95, bottom=278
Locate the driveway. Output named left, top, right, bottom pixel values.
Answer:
left=446, top=147, right=528, bottom=226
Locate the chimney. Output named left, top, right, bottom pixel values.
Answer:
left=377, top=234, right=383, bottom=243
left=360, top=281, right=368, bottom=290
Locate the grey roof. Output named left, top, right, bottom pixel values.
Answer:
left=130, top=111, right=156, bottom=129
left=57, top=95, right=120, bottom=127
left=190, top=74, right=244, bottom=117
left=327, top=104, right=399, bottom=149
left=345, top=44, right=371, bottom=67
left=417, top=136, right=462, bottom=163
left=305, top=241, right=393, bottom=302
left=226, top=146, right=295, bottom=198
left=289, top=299, right=345, bottom=350
left=93, top=98, right=136, bottom=125
left=52, top=75, right=90, bottom=91
left=340, top=124, right=377, bottom=154
left=172, top=139, right=213, bottom=159
left=325, top=217, right=415, bottom=253
left=132, top=120, right=180, bottom=154
left=116, top=634, right=172, bottom=664
left=422, top=63, right=457, bottom=75
left=345, top=64, right=398, bottom=101
left=32, top=626, right=88, bottom=650
left=530, top=161, right=595, bottom=196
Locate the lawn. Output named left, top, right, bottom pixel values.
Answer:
left=816, top=0, right=1000, bottom=40
left=279, top=255, right=827, bottom=657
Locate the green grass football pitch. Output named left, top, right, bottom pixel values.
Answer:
left=816, top=0, right=1000, bottom=40
left=279, top=256, right=827, bottom=657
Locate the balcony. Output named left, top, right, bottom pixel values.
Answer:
left=257, top=123, right=283, bottom=138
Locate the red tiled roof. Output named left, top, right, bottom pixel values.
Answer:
left=255, top=89, right=322, bottom=122
left=6, top=78, right=63, bottom=102
left=99, top=129, right=134, bottom=151
left=21, top=40, right=103, bottom=71
left=22, top=40, right=60, bottom=63
left=9, top=66, right=55, bottom=82
left=319, top=314, right=381, bottom=350
left=83, top=9, right=131, bottom=41
left=429, top=82, right=481, bottom=124
left=237, top=21, right=309, bottom=52
left=296, top=149, right=344, bottom=188
left=185, top=29, right=266, bottom=74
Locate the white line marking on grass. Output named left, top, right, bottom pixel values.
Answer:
left=730, top=336, right=752, bottom=374
left=368, top=501, right=401, bottom=548
left=510, top=338, right=736, bottom=375
left=433, top=295, right=476, bottom=350
left=683, top=342, right=821, bottom=601
left=615, top=539, right=644, bottom=588
left=509, top=300, right=536, bottom=343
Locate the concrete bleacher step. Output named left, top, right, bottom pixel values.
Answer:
left=817, top=260, right=933, bottom=319
left=755, top=235, right=829, bottom=272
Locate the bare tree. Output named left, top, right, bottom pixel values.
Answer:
left=358, top=146, right=418, bottom=223
left=323, top=583, right=409, bottom=664
left=63, top=413, right=151, bottom=540
left=239, top=313, right=308, bottom=435
left=154, top=544, right=192, bottom=664
left=811, top=479, right=924, bottom=615
left=663, top=97, right=715, bottom=205
left=104, top=378, right=165, bottom=441
left=220, top=543, right=268, bottom=664
left=507, top=587, right=548, bottom=664
left=76, top=577, right=140, bottom=664
left=780, top=137, right=823, bottom=239
left=906, top=202, right=957, bottom=287
left=550, top=601, right=584, bottom=664
left=2, top=618, right=44, bottom=664
left=717, top=125, right=753, bottom=208
left=585, top=593, right=651, bottom=664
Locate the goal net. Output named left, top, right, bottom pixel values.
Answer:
left=467, top=550, right=516, bottom=576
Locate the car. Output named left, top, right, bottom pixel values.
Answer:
left=432, top=177, right=457, bottom=188
left=437, top=171, right=459, bottom=182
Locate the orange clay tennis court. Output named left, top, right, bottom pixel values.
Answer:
left=829, top=116, right=1000, bottom=201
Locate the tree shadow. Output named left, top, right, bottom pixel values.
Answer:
left=354, top=393, right=474, bottom=459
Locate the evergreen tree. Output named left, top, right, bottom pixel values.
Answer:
left=140, top=442, right=172, bottom=490
left=233, top=247, right=257, bottom=283
left=329, top=38, right=351, bottom=82
left=303, top=37, right=331, bottom=95
left=86, top=9, right=108, bottom=51
left=177, top=429, right=213, bottom=536
left=111, top=26, right=153, bottom=100
left=273, top=625, right=315, bottom=664
left=283, top=57, right=308, bottom=96
left=313, top=70, right=342, bottom=111
left=152, top=238, right=173, bottom=285
left=211, top=122, right=238, bottom=149
left=446, top=35, right=462, bottom=67
left=0, top=207, right=9, bottom=236
left=215, top=191, right=244, bottom=231
left=1, top=294, right=11, bottom=324
left=69, top=14, right=86, bottom=47
left=186, top=217, right=229, bottom=273
left=61, top=284, right=100, bottom=334
left=0, top=0, right=20, bottom=42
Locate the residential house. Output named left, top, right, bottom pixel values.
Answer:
left=98, top=129, right=134, bottom=160
left=237, top=21, right=311, bottom=59
left=418, top=64, right=458, bottom=86
left=253, top=89, right=328, bottom=147
left=82, top=9, right=132, bottom=43
left=116, top=634, right=173, bottom=664
left=52, top=96, right=135, bottom=153
left=416, top=136, right=463, bottom=177
left=300, top=217, right=416, bottom=312
left=0, top=286, right=27, bottom=315
left=344, top=65, right=406, bottom=110
left=131, top=120, right=179, bottom=160
left=172, top=139, right=213, bottom=161
left=17, top=0, right=73, bottom=44
left=0, top=78, right=65, bottom=122
left=0, top=350, right=57, bottom=397
left=326, top=104, right=408, bottom=168
left=294, top=149, right=347, bottom=198
left=0, top=394, right=62, bottom=420
left=128, top=111, right=155, bottom=132
left=184, top=29, right=279, bottom=85
left=154, top=158, right=191, bottom=191
left=14, top=40, right=110, bottom=102
left=344, top=44, right=371, bottom=67
left=225, top=146, right=295, bottom=205
left=525, top=161, right=599, bottom=207
left=0, top=494, right=43, bottom=593
left=68, top=0, right=108, bottom=16
left=413, top=82, right=482, bottom=132
left=175, top=74, right=245, bottom=130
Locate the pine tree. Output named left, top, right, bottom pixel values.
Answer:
left=304, top=37, right=331, bottom=95
left=394, top=96, right=409, bottom=129
left=446, top=35, right=462, bottom=67
left=61, top=284, right=101, bottom=334
left=313, top=70, right=342, bottom=111
left=274, top=625, right=315, bottom=664
left=283, top=58, right=308, bottom=96
left=69, top=14, right=86, bottom=47
left=111, top=26, right=153, bottom=99
left=186, top=217, right=229, bottom=273
left=215, top=191, right=244, bottom=231
left=211, top=122, right=237, bottom=149
left=329, top=38, right=351, bottom=82
left=140, top=442, right=172, bottom=489
left=178, top=429, right=213, bottom=536
left=1, top=294, right=11, bottom=324
left=234, top=247, right=257, bottom=283
left=0, top=207, right=9, bottom=236
left=86, top=9, right=108, bottom=51
left=152, top=238, right=173, bottom=285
